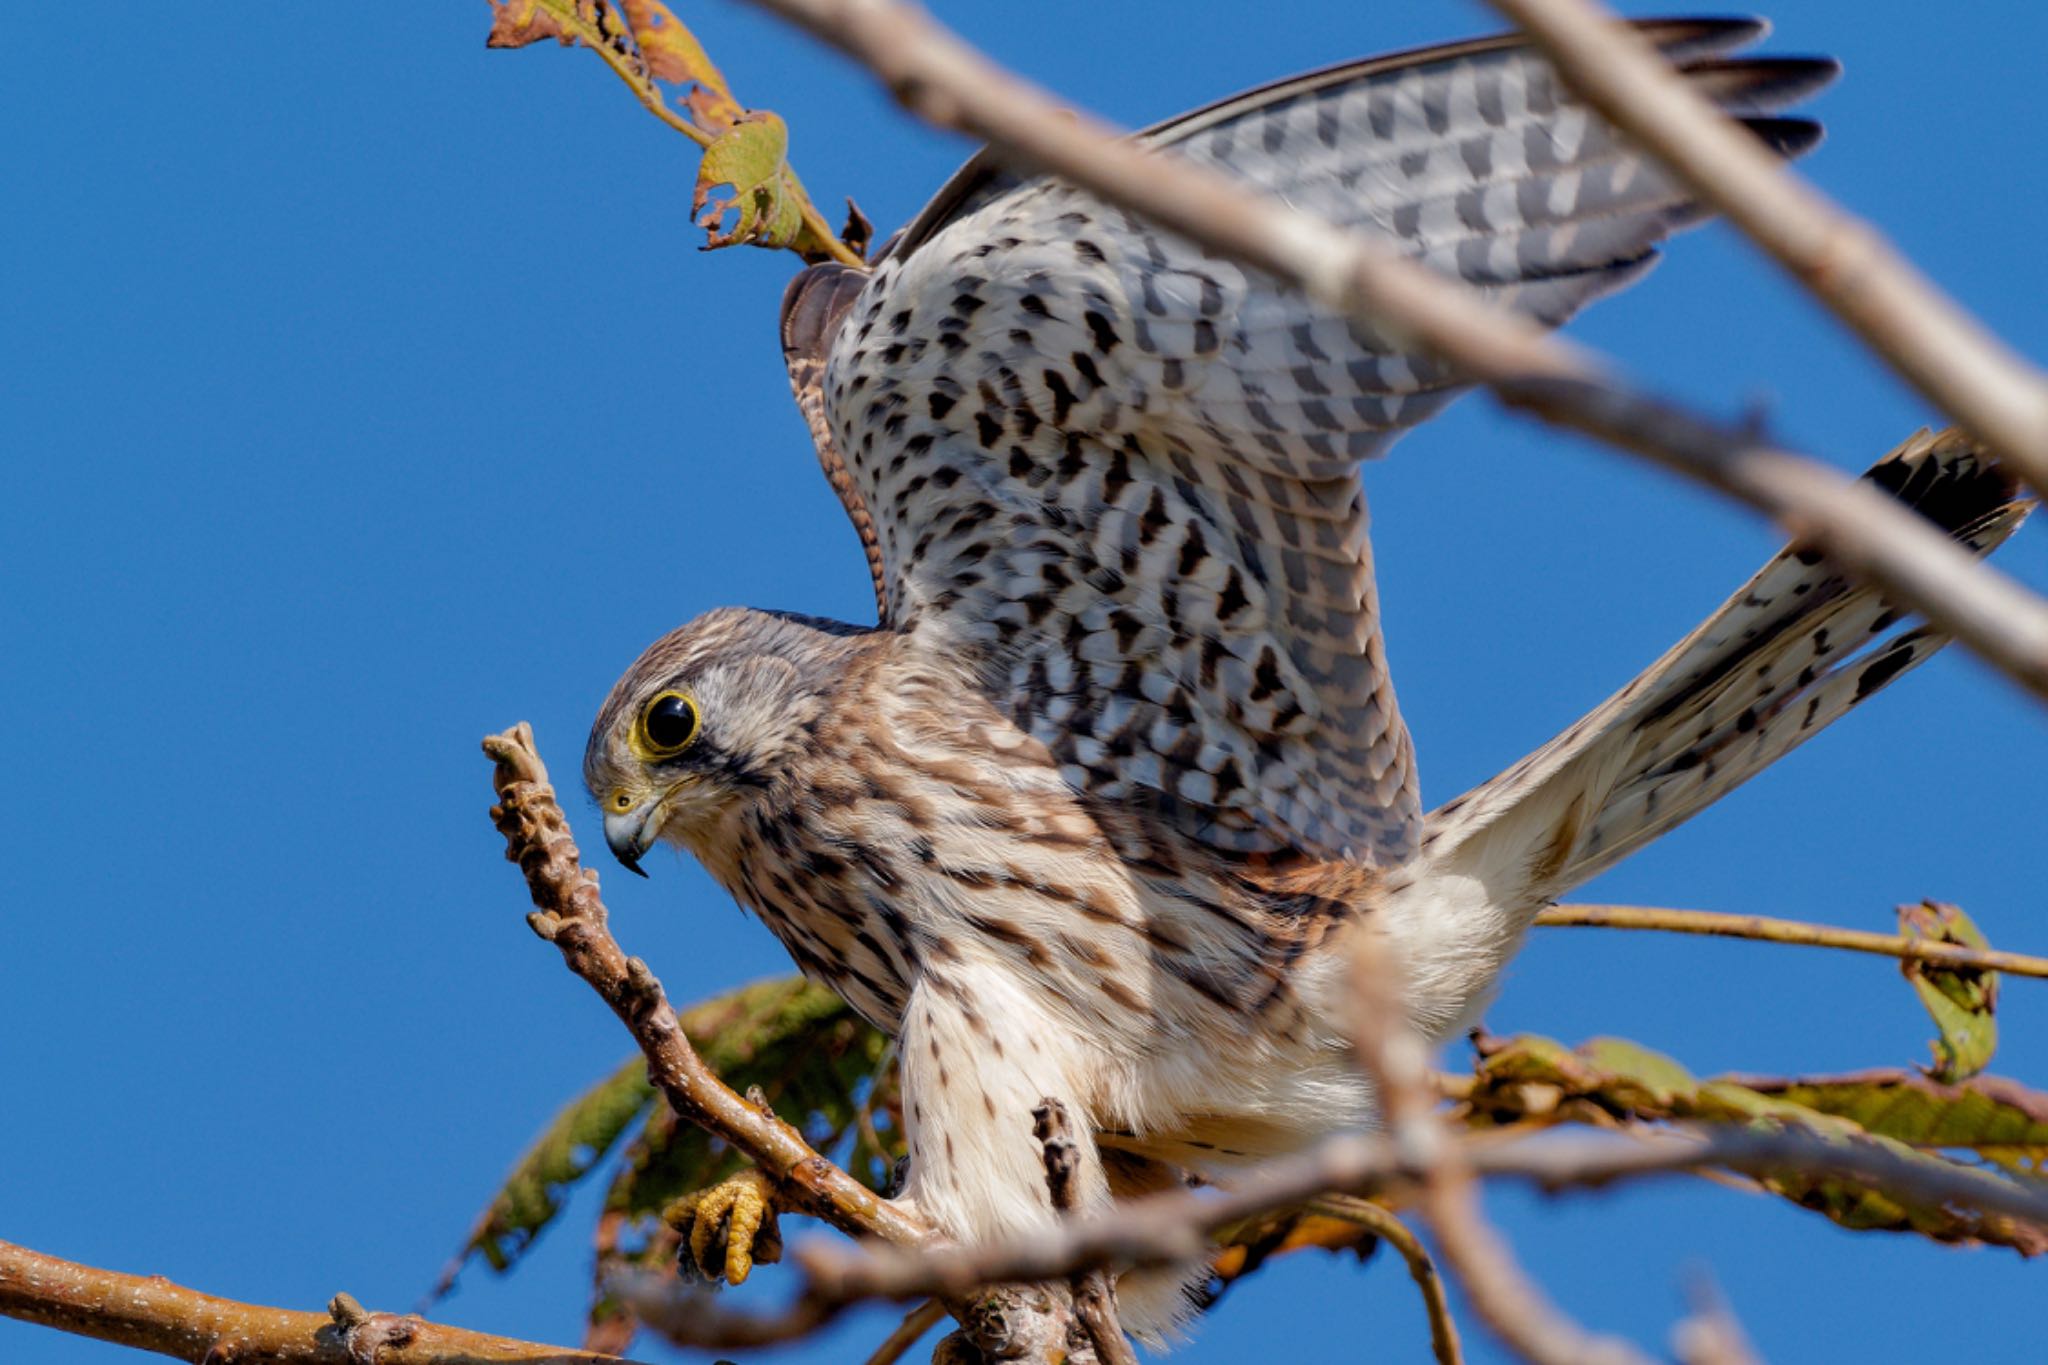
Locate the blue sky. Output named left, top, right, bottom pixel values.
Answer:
left=4, top=3, right=2045, bottom=1362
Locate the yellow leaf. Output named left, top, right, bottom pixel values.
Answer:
left=620, top=0, right=740, bottom=129
left=486, top=0, right=576, bottom=48
left=485, top=0, right=618, bottom=51
left=480, top=0, right=864, bottom=265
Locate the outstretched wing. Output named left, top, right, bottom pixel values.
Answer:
left=799, top=19, right=1835, bottom=867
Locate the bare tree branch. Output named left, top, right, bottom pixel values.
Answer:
left=1538, top=904, right=2048, bottom=978
left=483, top=722, right=929, bottom=1249
left=0, top=1239, right=639, bottom=1365
left=723, top=0, right=2048, bottom=702
left=1485, top=0, right=2048, bottom=502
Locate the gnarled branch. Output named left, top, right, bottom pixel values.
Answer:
left=0, top=1238, right=637, bottom=1365
left=483, top=721, right=929, bottom=1249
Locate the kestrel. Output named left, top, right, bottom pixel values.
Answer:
left=584, top=19, right=2027, bottom=1334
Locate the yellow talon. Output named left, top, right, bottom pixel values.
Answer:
left=663, top=1167, right=782, bottom=1286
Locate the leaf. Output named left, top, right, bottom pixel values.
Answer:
left=485, top=0, right=615, bottom=51
left=1899, top=900, right=1999, bottom=1082
left=485, top=0, right=569, bottom=48
left=1462, top=1031, right=2048, bottom=1254
left=1739, top=1069, right=2048, bottom=1177
left=429, top=1054, right=656, bottom=1297
left=693, top=111, right=803, bottom=250
left=598, top=981, right=893, bottom=1224
left=481, top=0, right=862, bottom=264
left=431, top=975, right=889, bottom=1306
left=1207, top=1208, right=1379, bottom=1301
left=619, top=0, right=737, bottom=124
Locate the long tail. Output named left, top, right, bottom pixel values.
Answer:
left=1417, top=429, right=2029, bottom=909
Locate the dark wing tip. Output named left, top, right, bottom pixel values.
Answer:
left=1683, top=55, right=1843, bottom=111
left=1738, top=115, right=1826, bottom=159
left=1865, top=428, right=2028, bottom=538
left=1639, top=16, right=1771, bottom=62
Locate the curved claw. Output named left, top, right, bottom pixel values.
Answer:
left=663, top=1167, right=783, bottom=1285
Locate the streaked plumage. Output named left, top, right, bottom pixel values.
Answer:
left=585, top=19, right=2027, bottom=1336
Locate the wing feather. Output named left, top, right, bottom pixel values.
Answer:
left=799, top=20, right=1835, bottom=866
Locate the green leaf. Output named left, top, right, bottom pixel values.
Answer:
left=1463, top=1031, right=2048, bottom=1254
left=431, top=975, right=891, bottom=1304
left=1899, top=900, right=1999, bottom=1082
left=601, top=979, right=893, bottom=1221
left=1740, top=1069, right=2048, bottom=1177
left=693, top=111, right=803, bottom=250
left=433, top=1054, right=656, bottom=1293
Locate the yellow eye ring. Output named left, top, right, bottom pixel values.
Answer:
left=637, top=690, right=702, bottom=759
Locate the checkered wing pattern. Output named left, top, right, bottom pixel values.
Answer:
left=808, top=19, right=1833, bottom=867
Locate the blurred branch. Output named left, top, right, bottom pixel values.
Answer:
left=1347, top=933, right=1654, bottom=1365
left=1486, top=0, right=2048, bottom=503
left=1538, top=904, right=2048, bottom=979
left=862, top=1299, right=948, bottom=1365
left=0, top=1239, right=638, bottom=1365
left=726, top=0, right=2048, bottom=702
left=482, top=722, right=928, bottom=1249
left=1669, top=1280, right=1763, bottom=1365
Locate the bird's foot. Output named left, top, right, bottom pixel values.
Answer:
left=662, top=1166, right=783, bottom=1285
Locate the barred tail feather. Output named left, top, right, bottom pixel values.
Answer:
left=1421, top=429, right=2028, bottom=904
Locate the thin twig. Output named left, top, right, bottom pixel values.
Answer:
left=1537, top=904, right=2048, bottom=978
left=726, top=0, right=2048, bottom=702
left=862, top=1298, right=949, bottom=1365
left=1347, top=931, right=1652, bottom=1365
left=1308, top=1194, right=1464, bottom=1365
left=1486, top=0, right=2048, bottom=503
left=484, top=723, right=928, bottom=1248
left=0, top=1239, right=639, bottom=1365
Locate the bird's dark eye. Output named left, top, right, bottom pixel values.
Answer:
left=639, top=691, right=701, bottom=757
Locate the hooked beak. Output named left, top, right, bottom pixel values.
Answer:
left=603, top=802, right=660, bottom=877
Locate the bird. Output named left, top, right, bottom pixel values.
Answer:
left=582, top=17, right=2028, bottom=1337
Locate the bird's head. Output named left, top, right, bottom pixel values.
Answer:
left=583, top=607, right=861, bottom=876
